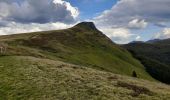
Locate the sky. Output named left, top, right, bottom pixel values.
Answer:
left=0, top=0, right=170, bottom=44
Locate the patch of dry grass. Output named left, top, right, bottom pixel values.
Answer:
left=0, top=56, right=169, bottom=100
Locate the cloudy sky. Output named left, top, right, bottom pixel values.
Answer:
left=0, top=0, right=170, bottom=44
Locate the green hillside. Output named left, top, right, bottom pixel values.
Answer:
left=0, top=56, right=170, bottom=100
left=124, top=39, right=170, bottom=84
left=0, top=22, right=153, bottom=80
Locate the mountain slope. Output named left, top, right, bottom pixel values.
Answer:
left=0, top=56, right=169, bottom=100
left=0, top=22, right=153, bottom=80
left=124, top=39, right=170, bottom=84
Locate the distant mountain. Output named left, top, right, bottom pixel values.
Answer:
left=146, top=39, right=161, bottom=43
left=146, top=38, right=170, bottom=44
left=152, top=38, right=170, bottom=44
left=123, top=38, right=170, bottom=84
left=129, top=41, right=144, bottom=44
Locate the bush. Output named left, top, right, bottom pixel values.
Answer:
left=132, top=71, right=137, bottom=78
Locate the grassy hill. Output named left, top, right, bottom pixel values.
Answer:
left=0, top=22, right=153, bottom=80
left=0, top=56, right=170, bottom=100
left=123, top=39, right=170, bottom=84
left=1, top=22, right=170, bottom=99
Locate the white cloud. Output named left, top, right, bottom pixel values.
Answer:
left=135, top=36, right=141, bottom=41
left=0, top=0, right=79, bottom=24
left=0, top=0, right=78, bottom=36
left=94, top=0, right=170, bottom=28
left=154, top=28, right=170, bottom=39
left=94, top=0, right=170, bottom=43
left=128, top=19, right=148, bottom=29
left=100, top=27, right=135, bottom=44
left=53, top=0, right=79, bottom=19
left=0, top=22, right=74, bottom=35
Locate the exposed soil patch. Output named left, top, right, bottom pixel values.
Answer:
left=116, top=81, right=154, bottom=97
left=107, top=76, right=118, bottom=80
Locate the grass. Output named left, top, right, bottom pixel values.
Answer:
left=0, top=56, right=169, bottom=100
left=0, top=22, right=165, bottom=99
left=0, top=22, right=154, bottom=81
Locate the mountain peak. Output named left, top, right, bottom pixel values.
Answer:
left=74, top=22, right=97, bottom=30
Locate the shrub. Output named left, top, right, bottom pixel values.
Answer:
left=132, top=71, right=137, bottom=78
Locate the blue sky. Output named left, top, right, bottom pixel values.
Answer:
left=0, top=0, right=170, bottom=44
left=65, top=0, right=117, bottom=20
